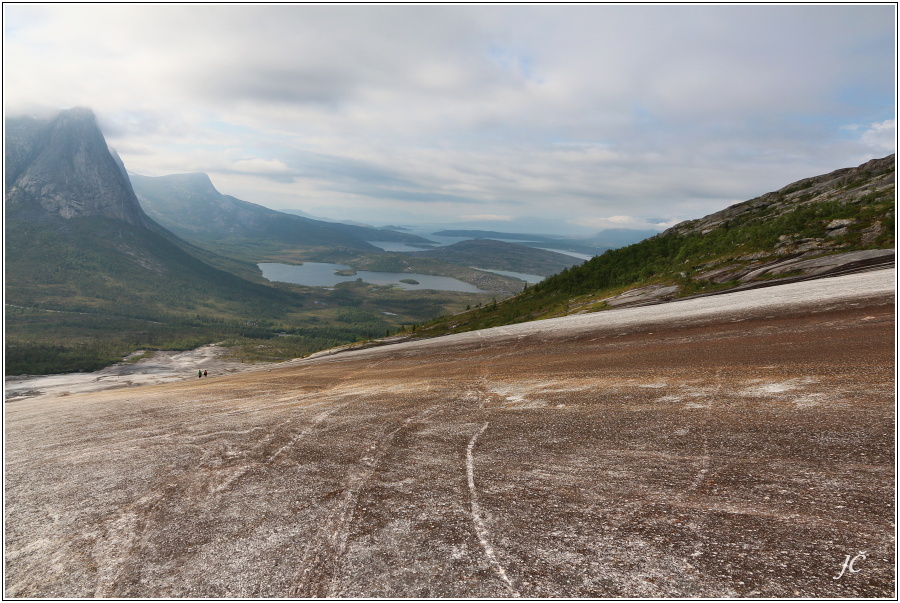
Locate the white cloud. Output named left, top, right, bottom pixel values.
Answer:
left=4, top=4, right=894, bottom=231
left=230, top=158, right=293, bottom=175
left=571, top=215, right=679, bottom=232
left=861, top=119, right=896, bottom=153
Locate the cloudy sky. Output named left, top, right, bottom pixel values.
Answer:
left=4, top=4, right=895, bottom=234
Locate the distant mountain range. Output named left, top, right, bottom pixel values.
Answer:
left=130, top=172, right=590, bottom=280
left=431, top=228, right=657, bottom=252
left=130, top=172, right=434, bottom=259
left=410, top=239, right=581, bottom=277
left=8, top=106, right=893, bottom=375
left=5, top=108, right=326, bottom=373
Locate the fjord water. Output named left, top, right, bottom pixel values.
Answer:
left=258, top=262, right=487, bottom=292
left=474, top=268, right=544, bottom=284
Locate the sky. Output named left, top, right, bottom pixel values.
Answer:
left=3, top=4, right=896, bottom=234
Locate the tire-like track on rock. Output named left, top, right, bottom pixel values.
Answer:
left=4, top=270, right=895, bottom=597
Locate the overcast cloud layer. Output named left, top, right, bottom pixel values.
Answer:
left=4, top=4, right=896, bottom=233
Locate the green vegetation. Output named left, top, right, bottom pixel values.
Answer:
left=9, top=145, right=892, bottom=376
left=5, top=213, right=503, bottom=375
left=4, top=232, right=499, bottom=375
left=5, top=112, right=521, bottom=376
left=414, top=177, right=894, bottom=339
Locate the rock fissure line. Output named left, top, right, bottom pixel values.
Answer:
left=466, top=421, right=521, bottom=597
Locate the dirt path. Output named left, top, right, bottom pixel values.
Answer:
left=4, top=270, right=895, bottom=598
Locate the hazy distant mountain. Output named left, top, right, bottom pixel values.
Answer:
left=5, top=108, right=304, bottom=343
left=430, top=228, right=655, bottom=251
left=131, top=173, right=433, bottom=250
left=431, top=229, right=551, bottom=240
left=275, top=207, right=328, bottom=220
left=5, top=108, right=152, bottom=228
left=411, top=239, right=582, bottom=277
left=430, top=229, right=607, bottom=256
left=131, top=172, right=376, bottom=250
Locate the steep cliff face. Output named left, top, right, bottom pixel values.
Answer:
left=5, top=107, right=152, bottom=228
left=4, top=107, right=298, bottom=327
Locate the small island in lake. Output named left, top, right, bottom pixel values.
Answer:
left=399, top=278, right=420, bottom=285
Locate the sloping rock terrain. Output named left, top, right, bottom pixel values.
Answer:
left=597, top=248, right=894, bottom=309
left=414, top=155, right=894, bottom=335
left=587, top=156, right=895, bottom=310
left=669, top=155, right=894, bottom=238
left=5, top=270, right=894, bottom=598
left=673, top=155, right=894, bottom=286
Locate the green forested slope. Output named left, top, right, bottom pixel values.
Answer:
left=415, top=155, right=895, bottom=337
left=5, top=109, right=478, bottom=375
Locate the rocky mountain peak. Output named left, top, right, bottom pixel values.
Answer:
left=5, top=107, right=152, bottom=228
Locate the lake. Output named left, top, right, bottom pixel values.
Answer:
left=258, top=262, right=487, bottom=293
left=367, top=241, right=437, bottom=252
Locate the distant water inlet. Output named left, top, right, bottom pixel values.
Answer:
left=473, top=268, right=544, bottom=284
left=258, top=262, right=487, bottom=293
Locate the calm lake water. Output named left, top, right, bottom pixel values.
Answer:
left=258, top=262, right=487, bottom=293
left=367, top=241, right=437, bottom=252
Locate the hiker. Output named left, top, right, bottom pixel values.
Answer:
left=203, top=370, right=208, bottom=378
left=198, top=370, right=202, bottom=379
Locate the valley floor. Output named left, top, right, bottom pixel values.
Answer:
left=4, top=270, right=895, bottom=598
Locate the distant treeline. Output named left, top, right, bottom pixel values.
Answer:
left=5, top=305, right=396, bottom=375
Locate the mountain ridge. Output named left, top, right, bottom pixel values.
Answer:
left=131, top=172, right=435, bottom=258
left=411, top=154, right=895, bottom=338
left=4, top=108, right=319, bottom=373
left=5, top=108, right=153, bottom=228
left=410, top=239, right=581, bottom=277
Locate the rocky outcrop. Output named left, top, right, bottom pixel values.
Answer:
left=665, top=155, right=895, bottom=238
left=581, top=156, right=895, bottom=310
left=589, top=248, right=895, bottom=311
left=5, top=107, right=153, bottom=228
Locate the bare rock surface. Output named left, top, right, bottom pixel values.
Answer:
left=737, top=249, right=895, bottom=282
left=4, top=270, right=895, bottom=598
left=600, top=284, right=681, bottom=308
left=5, top=345, right=265, bottom=403
left=666, top=155, right=894, bottom=238
left=5, top=108, right=153, bottom=227
left=592, top=248, right=894, bottom=309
